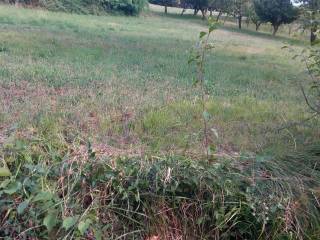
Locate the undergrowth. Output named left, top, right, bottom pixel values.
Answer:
left=0, top=132, right=320, bottom=239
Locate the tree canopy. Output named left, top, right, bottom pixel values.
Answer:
left=254, top=0, right=299, bottom=35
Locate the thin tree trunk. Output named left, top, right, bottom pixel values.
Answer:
left=164, top=5, right=167, bottom=14
left=216, top=11, right=222, bottom=21
left=238, top=15, right=242, bottom=29
left=255, top=22, right=261, bottom=31
left=288, top=25, right=292, bottom=36
left=272, top=24, right=279, bottom=36
left=311, top=27, right=317, bottom=45
left=201, top=9, right=206, bottom=20
left=246, top=19, right=250, bottom=28
left=181, top=8, right=186, bottom=16
left=210, top=9, right=213, bottom=17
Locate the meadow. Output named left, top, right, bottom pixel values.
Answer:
left=0, top=3, right=319, bottom=239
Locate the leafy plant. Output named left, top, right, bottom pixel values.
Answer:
left=285, top=36, right=320, bottom=116
left=188, top=17, right=218, bottom=159
left=1, top=134, right=320, bottom=239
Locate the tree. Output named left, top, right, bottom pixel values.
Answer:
left=295, top=0, right=320, bottom=44
left=233, top=0, right=250, bottom=29
left=208, top=0, right=233, bottom=20
left=149, top=0, right=179, bottom=13
left=254, top=0, right=298, bottom=36
left=180, top=0, right=209, bottom=19
left=245, top=3, right=262, bottom=30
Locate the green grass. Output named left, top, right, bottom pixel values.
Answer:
left=0, top=4, right=317, bottom=155
left=0, top=4, right=317, bottom=156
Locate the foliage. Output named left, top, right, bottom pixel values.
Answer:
left=208, top=0, right=233, bottom=19
left=0, top=0, right=147, bottom=15
left=285, top=29, right=320, bottom=115
left=295, top=0, right=320, bottom=44
left=245, top=2, right=262, bottom=31
left=233, top=0, right=251, bottom=29
left=179, top=0, right=210, bottom=19
left=1, top=133, right=320, bottom=239
left=188, top=18, right=218, bottom=159
left=254, top=0, right=299, bottom=35
left=289, top=40, right=320, bottom=115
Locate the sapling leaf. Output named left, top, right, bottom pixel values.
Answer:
left=4, top=181, right=22, bottom=195
left=63, top=216, right=78, bottom=230
left=17, top=200, right=29, bottom=214
left=199, top=31, right=207, bottom=38
left=0, top=167, right=11, bottom=177
left=78, top=219, right=92, bottom=235
left=43, top=211, right=58, bottom=232
left=203, top=111, right=210, bottom=121
left=33, top=191, right=53, bottom=202
left=209, top=25, right=217, bottom=33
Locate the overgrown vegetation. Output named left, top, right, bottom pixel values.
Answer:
left=1, top=129, right=320, bottom=239
left=0, top=0, right=147, bottom=15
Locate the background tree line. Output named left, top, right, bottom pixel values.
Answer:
left=151, top=0, right=319, bottom=42
left=0, top=0, right=319, bottom=42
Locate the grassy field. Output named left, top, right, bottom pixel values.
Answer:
left=0, top=4, right=318, bottom=156
left=0, top=3, right=320, bottom=239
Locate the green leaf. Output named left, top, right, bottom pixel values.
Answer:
left=63, top=216, right=78, bottom=230
left=43, top=211, right=58, bottom=232
left=192, top=78, right=199, bottom=86
left=94, top=228, right=102, bottom=240
left=33, top=191, right=53, bottom=202
left=17, top=200, right=29, bottom=215
left=78, top=219, right=92, bottom=235
left=188, top=56, right=195, bottom=64
left=4, top=181, right=21, bottom=195
left=209, top=25, right=217, bottom=33
left=199, top=31, right=207, bottom=38
left=0, top=167, right=11, bottom=177
left=202, top=111, right=211, bottom=121
left=0, top=179, right=10, bottom=189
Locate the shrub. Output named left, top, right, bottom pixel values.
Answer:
left=0, top=0, right=147, bottom=15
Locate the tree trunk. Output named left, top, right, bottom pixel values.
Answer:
left=210, top=9, right=212, bottom=17
left=15, top=0, right=21, bottom=7
left=164, top=5, right=167, bottom=14
left=288, top=25, right=292, bottom=36
left=194, top=8, right=199, bottom=16
left=181, top=8, right=186, bottom=16
left=272, top=24, right=279, bottom=36
left=201, top=9, right=206, bottom=20
left=311, top=27, right=317, bottom=45
left=255, top=23, right=261, bottom=31
left=216, top=11, right=222, bottom=21
left=238, top=15, right=242, bottom=29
